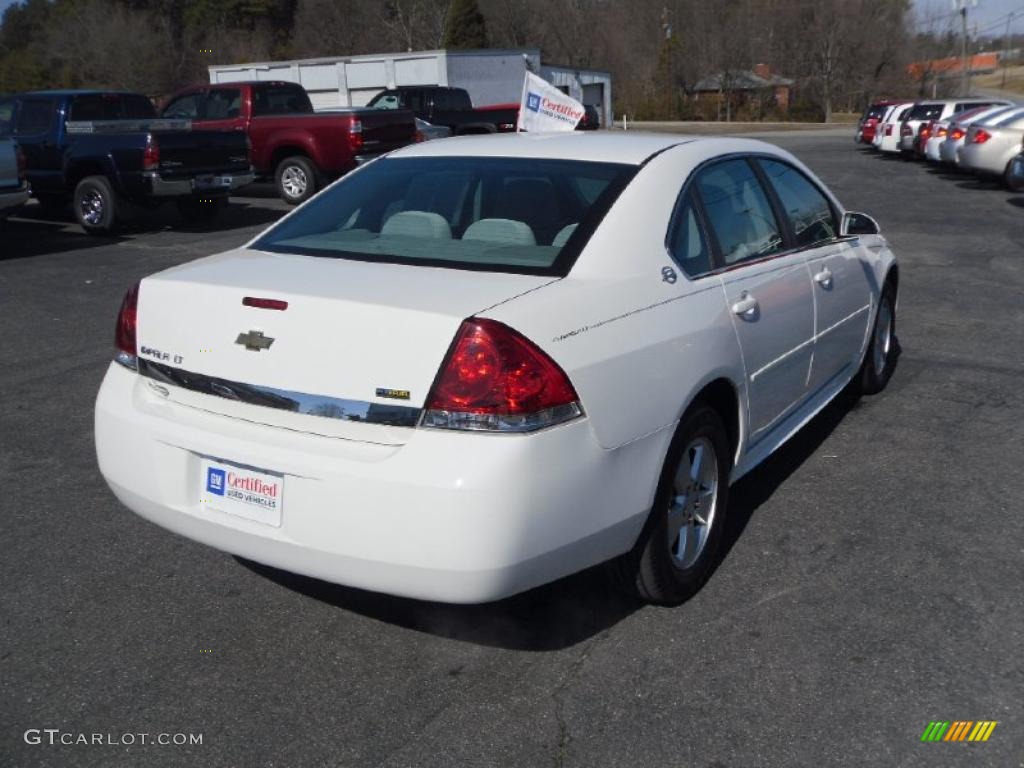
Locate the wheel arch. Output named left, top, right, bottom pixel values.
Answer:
left=688, top=376, right=742, bottom=467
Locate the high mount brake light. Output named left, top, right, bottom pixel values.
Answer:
left=421, top=318, right=582, bottom=433
left=114, top=281, right=140, bottom=370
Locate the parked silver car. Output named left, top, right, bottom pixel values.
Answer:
left=958, top=107, right=1024, bottom=185
left=0, top=137, right=30, bottom=220
left=938, top=105, right=1019, bottom=165
left=899, top=98, right=1011, bottom=154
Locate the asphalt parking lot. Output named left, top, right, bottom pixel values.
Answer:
left=1, top=133, right=1022, bottom=768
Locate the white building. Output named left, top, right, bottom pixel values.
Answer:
left=208, top=48, right=613, bottom=127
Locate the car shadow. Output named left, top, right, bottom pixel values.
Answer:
left=1006, top=196, right=1024, bottom=208
left=1, top=199, right=284, bottom=260
left=238, top=377, right=877, bottom=651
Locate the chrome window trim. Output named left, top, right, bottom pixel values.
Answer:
left=138, top=360, right=421, bottom=428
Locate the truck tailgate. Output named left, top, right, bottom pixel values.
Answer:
left=355, top=109, right=417, bottom=154
left=154, top=130, right=251, bottom=178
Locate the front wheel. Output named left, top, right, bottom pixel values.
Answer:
left=857, top=282, right=898, bottom=394
left=615, top=404, right=731, bottom=605
left=274, top=155, right=319, bottom=205
left=73, top=176, right=120, bottom=235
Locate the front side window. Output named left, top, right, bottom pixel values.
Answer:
left=163, top=93, right=201, bottom=119
left=694, top=159, right=783, bottom=266
left=757, top=159, right=837, bottom=248
left=252, top=156, right=636, bottom=275
left=668, top=193, right=712, bottom=276
left=14, top=98, right=54, bottom=135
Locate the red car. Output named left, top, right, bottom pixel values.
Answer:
left=857, top=100, right=899, bottom=144
left=162, top=81, right=416, bottom=204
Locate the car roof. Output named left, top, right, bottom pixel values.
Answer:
left=389, top=132, right=706, bottom=165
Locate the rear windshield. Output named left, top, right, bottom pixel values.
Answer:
left=907, top=103, right=943, bottom=121
left=863, top=104, right=889, bottom=120
left=69, top=93, right=156, bottom=121
left=252, top=156, right=637, bottom=275
left=252, top=84, right=312, bottom=116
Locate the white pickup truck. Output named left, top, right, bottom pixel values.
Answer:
left=0, top=137, right=30, bottom=220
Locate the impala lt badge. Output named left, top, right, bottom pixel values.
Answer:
left=235, top=330, right=275, bottom=351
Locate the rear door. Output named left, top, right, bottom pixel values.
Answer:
left=756, top=157, right=872, bottom=393
left=695, top=158, right=816, bottom=440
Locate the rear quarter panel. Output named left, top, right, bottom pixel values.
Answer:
left=249, top=115, right=351, bottom=175
left=482, top=140, right=754, bottom=453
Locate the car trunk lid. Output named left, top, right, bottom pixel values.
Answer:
left=135, top=248, right=556, bottom=443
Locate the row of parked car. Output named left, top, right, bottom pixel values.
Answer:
left=0, top=80, right=601, bottom=235
left=856, top=97, right=1024, bottom=190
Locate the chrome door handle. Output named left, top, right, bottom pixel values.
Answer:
left=731, top=294, right=759, bottom=317
left=814, top=268, right=833, bottom=288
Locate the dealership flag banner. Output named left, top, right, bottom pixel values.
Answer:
left=516, top=72, right=585, bottom=132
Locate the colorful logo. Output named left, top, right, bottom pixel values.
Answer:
left=920, top=721, right=997, bottom=742
left=206, top=467, right=226, bottom=496
left=526, top=92, right=541, bottom=112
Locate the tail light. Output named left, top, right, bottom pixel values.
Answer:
left=936, top=126, right=948, bottom=138
left=972, top=129, right=991, bottom=144
left=114, top=281, right=140, bottom=370
left=347, top=119, right=364, bottom=154
left=951, top=128, right=965, bottom=141
left=885, top=125, right=893, bottom=136
left=15, top=143, right=26, bottom=180
left=142, top=135, right=160, bottom=171
left=421, top=318, right=582, bottom=433
left=919, top=123, right=932, bottom=139
left=414, top=129, right=426, bottom=143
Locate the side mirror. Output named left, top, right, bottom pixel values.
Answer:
left=842, top=211, right=880, bottom=236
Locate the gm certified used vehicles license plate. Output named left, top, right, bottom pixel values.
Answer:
left=195, top=175, right=232, bottom=190
left=199, top=458, right=283, bottom=527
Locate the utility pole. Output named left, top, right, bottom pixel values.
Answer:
left=1001, top=12, right=1015, bottom=91
left=954, top=0, right=978, bottom=97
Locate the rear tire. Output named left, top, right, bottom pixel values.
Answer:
left=73, top=176, right=119, bottom=235
left=274, top=155, right=319, bottom=205
left=615, top=404, right=731, bottom=605
left=856, top=282, right=898, bottom=395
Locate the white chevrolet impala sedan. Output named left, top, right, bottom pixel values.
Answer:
left=95, top=133, right=898, bottom=605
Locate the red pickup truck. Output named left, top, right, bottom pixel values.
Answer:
left=162, top=81, right=416, bottom=204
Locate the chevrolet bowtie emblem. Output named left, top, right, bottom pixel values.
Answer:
left=235, top=330, right=275, bottom=351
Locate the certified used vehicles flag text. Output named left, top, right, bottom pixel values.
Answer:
left=516, top=72, right=585, bottom=133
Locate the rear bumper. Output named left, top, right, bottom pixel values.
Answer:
left=939, top=139, right=961, bottom=164
left=957, top=145, right=1006, bottom=175
left=144, top=171, right=255, bottom=198
left=94, top=363, right=661, bottom=603
left=0, top=181, right=30, bottom=216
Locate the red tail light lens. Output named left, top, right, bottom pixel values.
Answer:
left=142, top=135, right=160, bottom=171
left=936, top=126, right=948, bottom=138
left=114, top=281, right=140, bottom=369
left=347, top=119, right=364, bottom=154
left=972, top=129, right=991, bottom=144
left=422, top=318, right=582, bottom=432
left=885, top=125, right=893, bottom=136
left=951, top=128, right=965, bottom=140
left=919, top=124, right=932, bottom=139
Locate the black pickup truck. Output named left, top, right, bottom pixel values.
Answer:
left=366, top=86, right=519, bottom=135
left=0, top=90, right=253, bottom=234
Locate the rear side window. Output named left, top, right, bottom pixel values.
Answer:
left=205, top=88, right=242, bottom=119
left=668, top=193, right=712, bottom=276
left=371, top=92, right=402, bottom=110
left=907, top=103, right=943, bottom=121
left=694, top=159, right=784, bottom=266
left=252, top=84, right=311, bottom=116
left=252, top=156, right=637, bottom=275
left=14, top=98, right=54, bottom=135
left=757, top=159, right=837, bottom=248
left=69, top=94, right=156, bottom=121
left=163, top=93, right=201, bottom=119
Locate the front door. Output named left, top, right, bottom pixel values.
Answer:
left=694, top=158, right=816, bottom=440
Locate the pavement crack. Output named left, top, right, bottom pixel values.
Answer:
left=550, top=628, right=613, bottom=768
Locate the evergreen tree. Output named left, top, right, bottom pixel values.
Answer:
left=443, top=0, right=487, bottom=50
